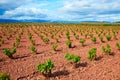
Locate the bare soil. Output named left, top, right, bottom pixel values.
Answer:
left=0, top=26, right=120, bottom=80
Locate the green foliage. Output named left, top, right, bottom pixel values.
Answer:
left=103, top=32, right=106, bottom=36
left=66, top=35, right=70, bottom=40
left=79, top=39, right=86, bottom=46
left=13, top=37, right=21, bottom=48
left=30, top=46, right=36, bottom=53
left=98, top=33, right=101, bottom=37
left=0, top=73, right=10, bottom=80
left=46, top=59, right=54, bottom=70
left=7, top=35, right=11, bottom=40
left=73, top=32, right=76, bottom=36
left=13, top=40, right=20, bottom=48
left=65, top=53, right=72, bottom=60
left=66, top=31, right=70, bottom=40
left=0, top=39, right=4, bottom=44
left=3, top=47, right=16, bottom=59
left=37, top=59, right=54, bottom=77
left=16, top=38, right=20, bottom=42
left=113, top=33, right=117, bottom=39
left=88, top=48, right=97, bottom=61
left=80, top=32, right=83, bottom=35
left=66, top=31, right=69, bottom=36
left=75, top=35, right=79, bottom=39
left=66, top=40, right=72, bottom=48
left=39, top=35, right=44, bottom=40
left=51, top=34, right=54, bottom=39
left=37, top=63, right=47, bottom=73
left=99, top=36, right=104, bottom=42
left=11, top=47, right=16, bottom=54
left=84, top=34, right=88, bottom=38
left=102, top=44, right=111, bottom=54
left=44, top=38, right=50, bottom=44
left=91, top=37, right=96, bottom=43
left=30, top=39, right=35, bottom=45
left=28, top=33, right=33, bottom=40
left=0, top=39, right=4, bottom=47
left=52, top=44, right=58, bottom=51
left=106, top=35, right=112, bottom=41
left=54, top=38, right=59, bottom=42
left=116, top=43, right=120, bottom=50
left=89, top=33, right=93, bottom=38
left=65, top=53, right=81, bottom=63
left=13, top=41, right=20, bottom=48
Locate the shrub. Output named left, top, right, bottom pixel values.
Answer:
left=116, top=43, right=120, bottom=50
left=66, top=40, right=72, bottom=48
left=13, top=39, right=20, bottom=48
left=30, top=46, right=36, bottom=53
left=39, top=35, right=44, bottom=40
left=113, top=34, right=117, bottom=40
left=73, top=32, right=76, bottom=36
left=66, top=35, right=70, bottom=40
left=91, top=37, right=96, bottom=43
left=65, top=53, right=81, bottom=67
left=52, top=44, right=58, bottom=51
left=98, top=33, right=101, bottom=37
left=0, top=39, right=4, bottom=47
left=0, top=39, right=4, bottom=44
left=65, top=53, right=72, bottom=60
left=66, top=31, right=70, bottom=40
left=30, top=39, right=35, bottom=45
left=99, top=37, right=104, bottom=42
left=102, top=44, right=111, bottom=54
left=51, top=34, right=54, bottom=39
left=7, top=35, right=10, bottom=40
left=0, top=73, right=10, bottom=80
left=54, top=38, right=59, bottom=42
left=11, top=47, right=16, bottom=54
left=89, top=33, right=93, bottom=38
left=88, top=48, right=97, bottom=61
left=66, top=31, right=69, bottom=36
left=80, top=32, right=83, bottom=35
left=3, top=47, right=16, bottom=59
left=103, top=32, right=106, bottom=36
left=84, top=34, right=88, bottom=38
left=79, top=39, right=86, bottom=46
left=65, top=53, right=80, bottom=63
left=106, top=36, right=112, bottom=41
left=37, top=59, right=54, bottom=77
left=16, top=38, right=20, bottom=42
left=44, top=38, right=50, bottom=44
left=28, top=33, right=32, bottom=40
left=75, top=35, right=79, bottom=39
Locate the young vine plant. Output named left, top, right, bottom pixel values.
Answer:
left=37, top=59, right=54, bottom=77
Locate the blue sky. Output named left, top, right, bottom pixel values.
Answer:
left=0, top=0, right=120, bottom=22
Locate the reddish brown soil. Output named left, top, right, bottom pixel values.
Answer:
left=0, top=26, right=120, bottom=80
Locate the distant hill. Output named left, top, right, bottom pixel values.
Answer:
left=114, top=21, right=120, bottom=23
left=0, top=19, right=19, bottom=22
left=0, top=19, right=116, bottom=24
left=20, top=19, right=51, bottom=22
left=0, top=19, right=51, bottom=23
left=52, top=21, right=111, bottom=24
left=52, top=21, right=81, bottom=24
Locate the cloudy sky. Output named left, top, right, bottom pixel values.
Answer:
left=0, top=0, right=120, bottom=22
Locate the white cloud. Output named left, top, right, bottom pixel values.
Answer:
left=0, top=0, right=34, bottom=9
left=0, top=7, right=47, bottom=20
left=57, top=0, right=120, bottom=21
left=0, top=0, right=120, bottom=21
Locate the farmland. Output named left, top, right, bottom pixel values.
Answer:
left=0, top=23, right=120, bottom=80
